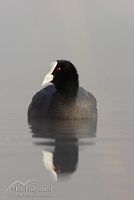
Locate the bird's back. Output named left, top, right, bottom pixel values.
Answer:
left=28, top=85, right=97, bottom=120
left=28, top=85, right=56, bottom=118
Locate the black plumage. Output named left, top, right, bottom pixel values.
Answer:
left=28, top=60, right=97, bottom=120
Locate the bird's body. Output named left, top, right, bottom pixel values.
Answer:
left=28, top=85, right=96, bottom=119
left=28, top=60, right=97, bottom=120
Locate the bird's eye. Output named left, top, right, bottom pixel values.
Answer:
left=56, top=67, right=61, bottom=72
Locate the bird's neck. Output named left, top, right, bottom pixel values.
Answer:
left=55, top=80, right=79, bottom=100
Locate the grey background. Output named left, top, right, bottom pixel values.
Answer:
left=0, top=1, right=134, bottom=200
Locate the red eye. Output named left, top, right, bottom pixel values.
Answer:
left=57, top=67, right=61, bottom=71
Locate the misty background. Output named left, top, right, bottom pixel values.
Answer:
left=0, top=0, right=133, bottom=114
left=0, top=1, right=134, bottom=199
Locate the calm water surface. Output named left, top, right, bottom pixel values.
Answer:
left=0, top=1, right=134, bottom=200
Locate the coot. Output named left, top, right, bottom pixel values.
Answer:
left=28, top=60, right=97, bottom=119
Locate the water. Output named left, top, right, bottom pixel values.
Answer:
left=0, top=1, right=134, bottom=199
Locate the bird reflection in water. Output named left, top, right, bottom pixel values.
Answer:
left=28, top=114, right=97, bottom=181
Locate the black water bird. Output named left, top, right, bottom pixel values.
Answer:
left=28, top=60, right=97, bottom=119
